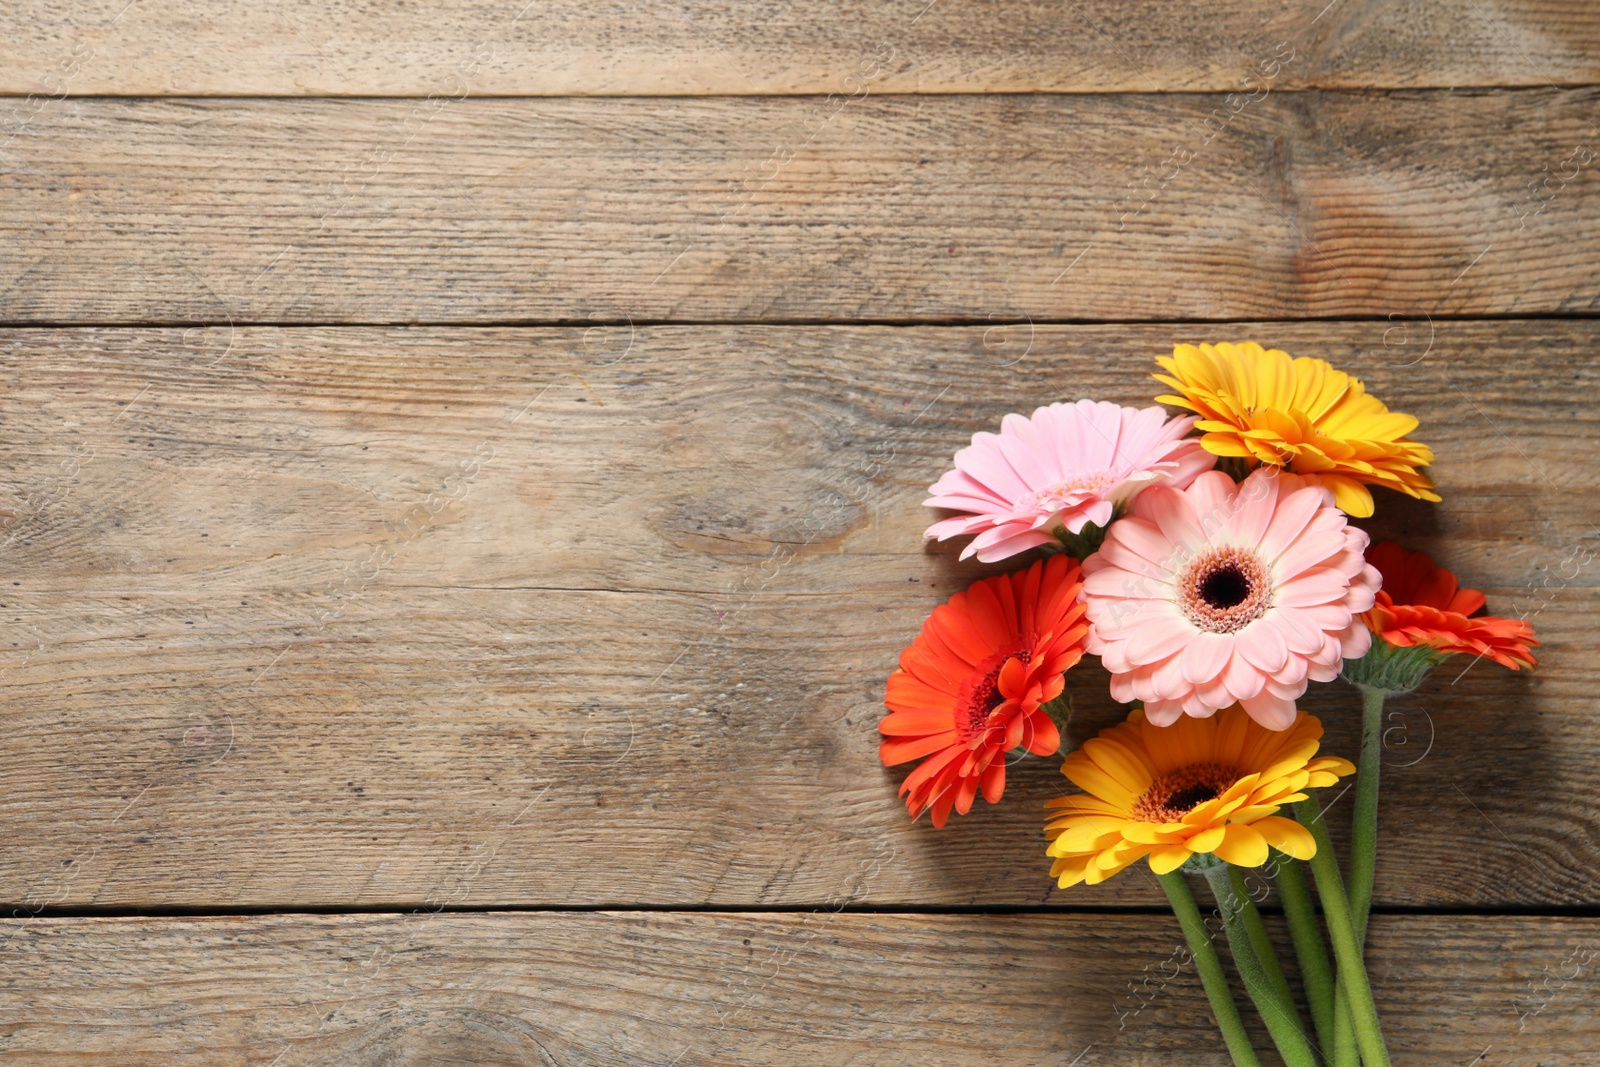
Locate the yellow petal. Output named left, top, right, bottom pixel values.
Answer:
left=1045, top=795, right=1129, bottom=817
left=1081, top=736, right=1156, bottom=797
left=1050, top=855, right=1093, bottom=887
left=1323, top=475, right=1375, bottom=518
left=1061, top=754, right=1138, bottom=807
left=1086, top=850, right=1144, bottom=884
left=1149, top=845, right=1193, bottom=875
left=1256, top=815, right=1317, bottom=860
left=1259, top=744, right=1321, bottom=784
left=1122, top=822, right=1184, bottom=845
left=1214, top=823, right=1270, bottom=867
left=1223, top=804, right=1283, bottom=824
left=1201, top=434, right=1255, bottom=458
left=1308, top=756, right=1357, bottom=778
left=1185, top=824, right=1227, bottom=853
left=1051, top=822, right=1128, bottom=853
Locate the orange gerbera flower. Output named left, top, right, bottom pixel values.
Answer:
left=1360, top=542, right=1537, bottom=670
left=881, top=555, right=1090, bottom=827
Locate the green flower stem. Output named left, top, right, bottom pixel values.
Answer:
left=1275, top=855, right=1336, bottom=1055
left=1201, top=864, right=1319, bottom=1067
left=1156, top=871, right=1263, bottom=1067
left=1329, top=686, right=1387, bottom=1066
left=1350, top=686, right=1385, bottom=944
left=1296, top=799, right=1392, bottom=1067
left=1228, top=865, right=1302, bottom=1040
left=1332, top=993, right=1357, bottom=1067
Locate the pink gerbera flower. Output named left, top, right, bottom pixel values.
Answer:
left=924, top=401, right=1215, bottom=563
left=1081, top=468, right=1381, bottom=730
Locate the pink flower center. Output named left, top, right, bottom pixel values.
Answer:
left=1029, top=470, right=1115, bottom=512
left=956, top=644, right=1034, bottom=743
left=1178, top=547, right=1271, bottom=633
left=1131, top=762, right=1241, bottom=823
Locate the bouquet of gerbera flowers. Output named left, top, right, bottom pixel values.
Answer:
left=881, top=342, right=1537, bottom=1066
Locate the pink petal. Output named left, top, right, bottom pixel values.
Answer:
left=1222, top=650, right=1267, bottom=700
left=1104, top=517, right=1181, bottom=573
left=1231, top=470, right=1280, bottom=549
left=1274, top=523, right=1351, bottom=579
left=1183, top=470, right=1239, bottom=540
left=1275, top=567, right=1353, bottom=607
left=1082, top=564, right=1169, bottom=602
left=1236, top=619, right=1290, bottom=672
left=1145, top=699, right=1184, bottom=726
left=1065, top=499, right=1116, bottom=532
left=1196, top=675, right=1237, bottom=709
left=1269, top=608, right=1327, bottom=655
left=1241, top=691, right=1298, bottom=730
left=1258, top=483, right=1325, bottom=560
left=1297, top=602, right=1355, bottom=630
left=1180, top=631, right=1235, bottom=685
left=925, top=514, right=985, bottom=541
left=997, top=414, right=1051, bottom=486
left=1136, top=484, right=1204, bottom=549
left=1150, top=652, right=1188, bottom=696
left=1339, top=623, right=1372, bottom=659
left=969, top=526, right=1056, bottom=562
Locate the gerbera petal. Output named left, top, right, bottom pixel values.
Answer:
left=970, top=528, right=1058, bottom=563
left=1060, top=751, right=1138, bottom=806
left=878, top=709, right=958, bottom=736
left=1149, top=845, right=1194, bottom=875
left=879, top=731, right=962, bottom=766
left=1180, top=631, right=1235, bottom=685
left=1255, top=816, right=1317, bottom=860
left=1143, top=698, right=1185, bottom=727
left=1239, top=690, right=1299, bottom=731
left=1258, top=480, right=1327, bottom=560
left=1082, top=737, right=1157, bottom=796
left=1214, top=823, right=1270, bottom=867
left=1024, top=714, right=1061, bottom=756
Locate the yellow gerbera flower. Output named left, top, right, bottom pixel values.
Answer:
left=1044, top=705, right=1353, bottom=886
left=1154, top=341, right=1439, bottom=517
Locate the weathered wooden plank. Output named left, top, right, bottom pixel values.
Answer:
left=0, top=912, right=1592, bottom=1064
left=1, top=0, right=1597, bottom=97
left=0, top=322, right=1594, bottom=910
left=2, top=91, right=1598, bottom=324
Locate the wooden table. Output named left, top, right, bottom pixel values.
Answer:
left=1, top=2, right=1597, bottom=1062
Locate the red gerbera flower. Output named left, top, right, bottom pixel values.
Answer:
left=880, top=555, right=1090, bottom=827
left=1360, top=542, right=1537, bottom=670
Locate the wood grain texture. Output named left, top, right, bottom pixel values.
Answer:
left=0, top=911, right=1593, bottom=1064
left=3, top=90, right=1599, bottom=324
left=1, top=0, right=1597, bottom=96
left=0, top=321, right=1593, bottom=910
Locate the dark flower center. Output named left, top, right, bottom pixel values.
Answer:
left=1166, top=782, right=1225, bottom=811
left=1131, top=762, right=1242, bottom=823
left=1199, top=563, right=1251, bottom=609
left=1178, top=547, right=1272, bottom=634
left=959, top=646, right=1033, bottom=741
